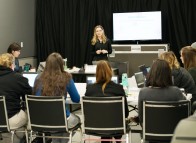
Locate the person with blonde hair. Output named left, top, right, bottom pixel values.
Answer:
left=91, top=25, right=112, bottom=62
left=85, top=60, right=129, bottom=143
left=180, top=46, right=196, bottom=84
left=0, top=53, right=32, bottom=143
left=160, top=51, right=196, bottom=103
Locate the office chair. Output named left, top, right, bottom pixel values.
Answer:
left=0, top=96, right=28, bottom=143
left=26, top=95, right=81, bottom=143
left=81, top=96, right=132, bottom=143
left=142, top=100, right=190, bottom=142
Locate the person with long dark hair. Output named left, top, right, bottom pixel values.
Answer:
left=33, top=52, right=80, bottom=143
left=138, top=59, right=186, bottom=125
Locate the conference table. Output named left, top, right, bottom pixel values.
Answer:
left=66, top=83, right=140, bottom=106
left=66, top=68, right=119, bottom=83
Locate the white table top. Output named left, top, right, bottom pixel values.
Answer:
left=67, top=83, right=139, bottom=105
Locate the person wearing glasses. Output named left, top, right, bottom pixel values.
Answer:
left=90, top=25, right=112, bottom=63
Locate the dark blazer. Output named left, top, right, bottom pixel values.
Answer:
left=91, top=39, right=112, bottom=61
left=85, top=81, right=129, bottom=117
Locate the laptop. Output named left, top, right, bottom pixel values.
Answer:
left=22, top=72, right=38, bottom=87
left=138, top=64, right=150, bottom=77
left=86, top=76, right=119, bottom=84
left=134, top=72, right=145, bottom=88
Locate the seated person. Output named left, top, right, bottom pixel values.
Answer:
left=7, top=42, right=21, bottom=72
left=180, top=46, right=196, bottom=84
left=160, top=51, right=196, bottom=104
left=33, top=52, right=80, bottom=143
left=0, top=53, right=32, bottom=143
left=138, top=59, right=186, bottom=126
left=85, top=60, right=129, bottom=143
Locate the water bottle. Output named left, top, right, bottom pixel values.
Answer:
left=64, top=58, right=67, bottom=70
left=122, top=73, right=128, bottom=95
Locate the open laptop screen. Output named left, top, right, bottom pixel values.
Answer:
left=134, top=72, right=145, bottom=88
left=22, top=72, right=38, bottom=87
left=86, top=76, right=119, bottom=84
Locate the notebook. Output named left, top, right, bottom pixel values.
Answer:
left=86, top=76, right=119, bottom=84
left=23, top=72, right=38, bottom=87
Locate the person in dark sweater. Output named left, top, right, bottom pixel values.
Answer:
left=160, top=51, right=196, bottom=103
left=7, top=42, right=21, bottom=72
left=138, top=59, right=186, bottom=125
left=0, top=53, right=32, bottom=143
left=85, top=60, right=129, bottom=143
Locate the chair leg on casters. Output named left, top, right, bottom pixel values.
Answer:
left=11, top=131, right=14, bottom=143
left=69, top=131, right=73, bottom=143
left=79, top=127, right=83, bottom=143
left=29, top=131, right=33, bottom=143
left=25, top=130, right=29, bottom=143
left=128, top=130, right=132, bottom=143
left=42, top=133, right=46, bottom=143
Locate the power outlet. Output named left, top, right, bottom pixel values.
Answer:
left=21, top=42, right=23, bottom=47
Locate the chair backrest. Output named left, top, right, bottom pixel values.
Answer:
left=143, top=100, right=190, bottom=141
left=109, top=61, right=129, bottom=82
left=171, top=114, right=196, bottom=143
left=81, top=96, right=126, bottom=136
left=26, top=95, right=68, bottom=132
left=0, top=96, right=10, bottom=132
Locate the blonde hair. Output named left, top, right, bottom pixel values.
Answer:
left=0, top=53, right=14, bottom=68
left=91, top=25, right=107, bottom=45
left=159, top=51, right=180, bottom=69
left=96, top=60, right=113, bottom=94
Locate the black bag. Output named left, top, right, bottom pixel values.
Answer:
left=31, top=132, right=52, bottom=143
left=31, top=137, right=52, bottom=143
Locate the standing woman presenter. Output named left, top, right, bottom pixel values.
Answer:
left=91, top=25, right=112, bottom=62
